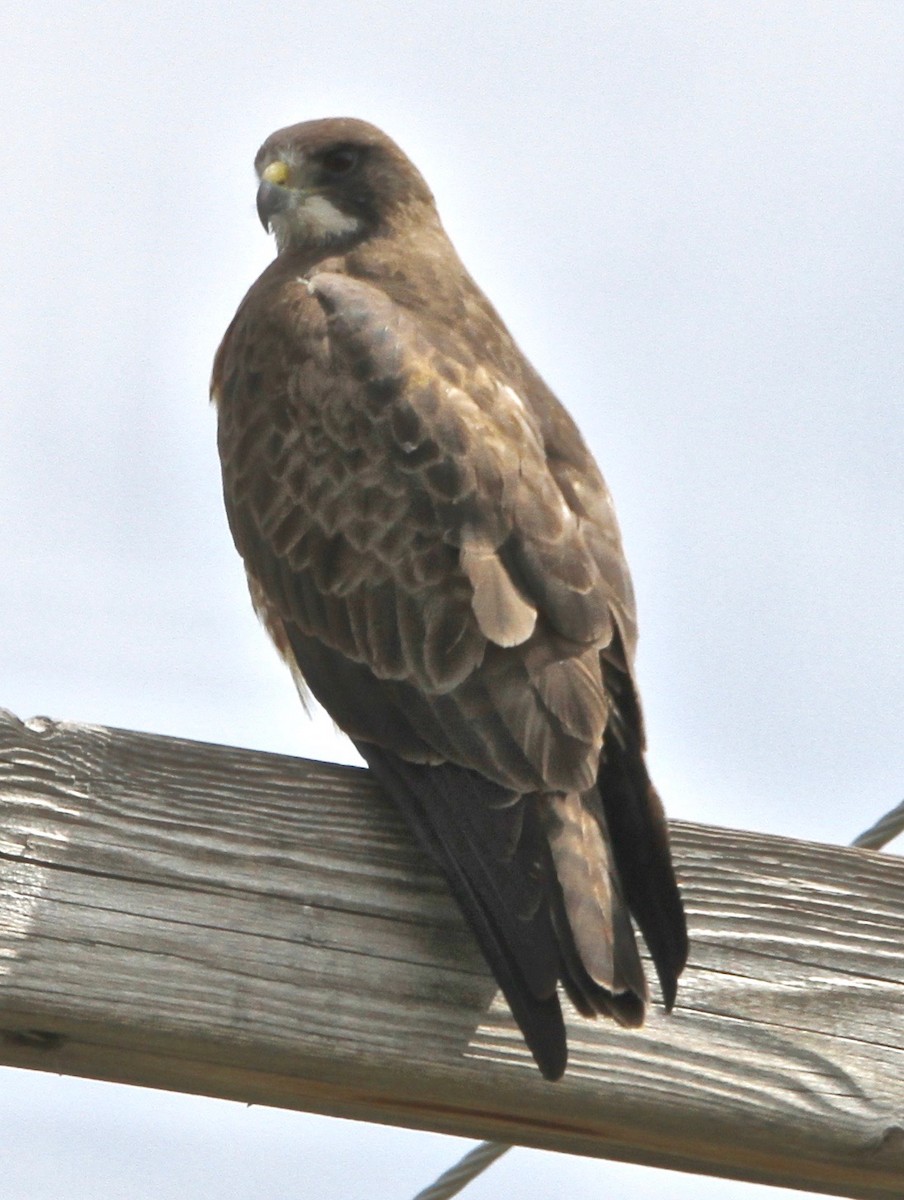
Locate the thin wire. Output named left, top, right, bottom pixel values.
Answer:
left=851, top=799, right=904, bottom=850
left=409, top=795, right=904, bottom=1199
left=410, top=1141, right=512, bottom=1200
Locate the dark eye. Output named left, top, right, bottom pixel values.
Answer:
left=320, top=146, right=359, bottom=176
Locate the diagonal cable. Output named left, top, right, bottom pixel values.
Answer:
left=410, top=1140, right=512, bottom=1200
left=851, top=798, right=904, bottom=850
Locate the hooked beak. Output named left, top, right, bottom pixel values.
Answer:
left=256, top=179, right=291, bottom=232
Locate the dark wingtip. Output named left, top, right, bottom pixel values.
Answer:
left=654, top=919, right=689, bottom=1012
left=354, top=741, right=570, bottom=1081
left=536, top=1046, right=567, bottom=1082
left=508, top=992, right=567, bottom=1082
left=660, top=973, right=678, bottom=1013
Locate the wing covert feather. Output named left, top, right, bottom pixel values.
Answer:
left=216, top=267, right=630, bottom=784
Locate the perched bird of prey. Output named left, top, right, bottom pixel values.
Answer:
left=212, top=117, right=687, bottom=1080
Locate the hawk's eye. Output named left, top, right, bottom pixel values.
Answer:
left=320, top=146, right=359, bottom=177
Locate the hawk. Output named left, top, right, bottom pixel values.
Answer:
left=212, top=117, right=687, bottom=1080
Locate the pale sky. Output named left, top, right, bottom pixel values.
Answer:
left=2, top=3, right=902, bottom=1198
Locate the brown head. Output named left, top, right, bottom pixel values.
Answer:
left=254, top=117, right=438, bottom=256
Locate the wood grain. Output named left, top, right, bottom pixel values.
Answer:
left=1, top=708, right=902, bottom=1197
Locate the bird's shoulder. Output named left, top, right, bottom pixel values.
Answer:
left=211, top=255, right=329, bottom=404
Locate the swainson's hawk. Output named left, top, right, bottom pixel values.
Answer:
left=212, top=117, right=687, bottom=1080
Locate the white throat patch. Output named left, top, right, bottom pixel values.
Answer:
left=301, top=195, right=360, bottom=240
left=273, top=193, right=361, bottom=254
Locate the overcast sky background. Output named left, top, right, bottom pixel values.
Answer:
left=2, top=3, right=902, bottom=1198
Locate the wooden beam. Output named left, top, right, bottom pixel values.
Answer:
left=1, top=707, right=902, bottom=1197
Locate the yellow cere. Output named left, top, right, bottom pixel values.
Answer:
left=262, top=160, right=290, bottom=186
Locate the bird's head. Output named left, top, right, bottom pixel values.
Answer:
left=254, top=117, right=437, bottom=256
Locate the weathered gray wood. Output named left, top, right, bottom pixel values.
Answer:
left=0, top=707, right=902, bottom=1198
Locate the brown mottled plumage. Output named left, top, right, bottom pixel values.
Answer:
left=212, top=117, right=687, bottom=1080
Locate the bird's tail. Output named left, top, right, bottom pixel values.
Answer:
left=542, top=791, right=648, bottom=1024
left=355, top=741, right=670, bottom=1080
